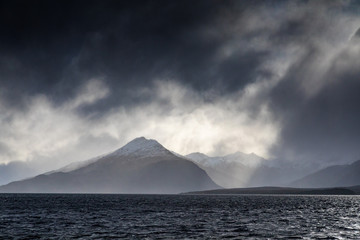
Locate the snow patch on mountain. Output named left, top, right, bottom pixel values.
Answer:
left=109, top=137, right=171, bottom=157
left=186, top=152, right=229, bottom=167
left=224, top=152, right=265, bottom=168
left=186, top=151, right=266, bottom=168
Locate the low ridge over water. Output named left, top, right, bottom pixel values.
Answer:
left=1, top=194, right=360, bottom=239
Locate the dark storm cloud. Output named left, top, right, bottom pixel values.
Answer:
left=266, top=2, right=360, bottom=164
left=279, top=77, right=360, bottom=163
left=1, top=0, right=360, bottom=166
left=0, top=0, right=266, bottom=112
left=270, top=39, right=360, bottom=164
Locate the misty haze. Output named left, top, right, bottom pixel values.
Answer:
left=1, top=0, right=360, bottom=239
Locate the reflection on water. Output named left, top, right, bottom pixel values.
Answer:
left=0, top=194, right=359, bottom=239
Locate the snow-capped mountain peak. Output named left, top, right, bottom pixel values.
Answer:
left=110, top=137, right=170, bottom=157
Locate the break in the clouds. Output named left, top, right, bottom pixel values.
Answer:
left=1, top=0, right=360, bottom=168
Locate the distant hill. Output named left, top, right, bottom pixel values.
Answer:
left=184, top=186, right=356, bottom=195
left=292, top=160, right=360, bottom=188
left=0, top=137, right=219, bottom=194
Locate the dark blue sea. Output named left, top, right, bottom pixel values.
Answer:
left=0, top=194, right=359, bottom=239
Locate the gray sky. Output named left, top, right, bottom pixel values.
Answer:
left=1, top=0, right=360, bottom=169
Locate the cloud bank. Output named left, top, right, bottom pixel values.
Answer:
left=0, top=78, right=278, bottom=169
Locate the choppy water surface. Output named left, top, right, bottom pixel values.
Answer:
left=0, top=194, right=360, bottom=239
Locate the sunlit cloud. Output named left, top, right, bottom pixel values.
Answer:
left=0, top=78, right=279, bottom=168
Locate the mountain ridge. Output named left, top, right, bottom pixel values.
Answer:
left=185, top=151, right=306, bottom=188
left=292, top=159, right=360, bottom=188
left=0, top=137, right=219, bottom=194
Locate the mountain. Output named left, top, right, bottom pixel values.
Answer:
left=187, top=151, right=265, bottom=168
left=186, top=152, right=306, bottom=188
left=0, top=137, right=219, bottom=194
left=292, top=159, right=360, bottom=188
left=186, top=152, right=253, bottom=187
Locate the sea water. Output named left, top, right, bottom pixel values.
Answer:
left=0, top=194, right=359, bottom=239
